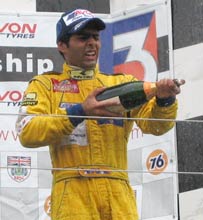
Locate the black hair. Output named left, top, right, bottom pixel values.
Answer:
left=57, top=34, right=72, bottom=59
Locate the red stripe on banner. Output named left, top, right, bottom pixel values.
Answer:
left=143, top=13, right=158, bottom=62
left=113, top=12, right=157, bottom=80
left=113, top=61, right=145, bottom=80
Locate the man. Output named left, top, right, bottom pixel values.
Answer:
left=16, top=9, right=184, bottom=220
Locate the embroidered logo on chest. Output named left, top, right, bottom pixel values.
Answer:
left=51, top=78, right=79, bottom=93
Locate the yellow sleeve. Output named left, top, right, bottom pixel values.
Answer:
left=131, top=97, right=178, bottom=136
left=16, top=75, right=75, bottom=148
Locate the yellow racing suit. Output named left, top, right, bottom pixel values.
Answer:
left=16, top=63, right=177, bottom=220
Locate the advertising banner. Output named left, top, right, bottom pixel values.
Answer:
left=0, top=1, right=178, bottom=219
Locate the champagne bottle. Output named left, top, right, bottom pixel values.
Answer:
left=96, top=81, right=157, bottom=112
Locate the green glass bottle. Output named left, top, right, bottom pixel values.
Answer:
left=96, top=81, right=157, bottom=112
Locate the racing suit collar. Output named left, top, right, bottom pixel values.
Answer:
left=63, top=62, right=99, bottom=80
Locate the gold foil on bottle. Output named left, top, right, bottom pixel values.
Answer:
left=143, top=82, right=157, bottom=100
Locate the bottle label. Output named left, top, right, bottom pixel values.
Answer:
left=104, top=96, right=126, bottom=113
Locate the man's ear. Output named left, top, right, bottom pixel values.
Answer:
left=57, top=41, right=67, bottom=53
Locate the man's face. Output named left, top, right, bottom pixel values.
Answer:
left=59, top=28, right=101, bottom=70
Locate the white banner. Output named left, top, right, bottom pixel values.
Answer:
left=0, top=1, right=178, bottom=219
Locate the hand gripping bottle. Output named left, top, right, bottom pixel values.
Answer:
left=96, top=81, right=157, bottom=113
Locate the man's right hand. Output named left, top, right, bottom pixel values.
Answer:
left=82, top=87, right=123, bottom=117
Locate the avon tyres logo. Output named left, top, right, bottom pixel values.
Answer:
left=146, top=149, right=168, bottom=175
left=0, top=22, right=37, bottom=39
left=0, top=90, right=23, bottom=107
left=100, top=11, right=158, bottom=81
left=7, top=156, right=31, bottom=182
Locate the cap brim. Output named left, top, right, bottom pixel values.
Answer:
left=69, top=17, right=106, bottom=34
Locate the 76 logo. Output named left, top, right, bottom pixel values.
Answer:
left=146, top=149, right=168, bottom=175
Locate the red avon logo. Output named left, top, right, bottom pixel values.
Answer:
left=0, top=90, right=23, bottom=102
left=0, top=90, right=23, bottom=106
left=0, top=23, right=37, bottom=34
